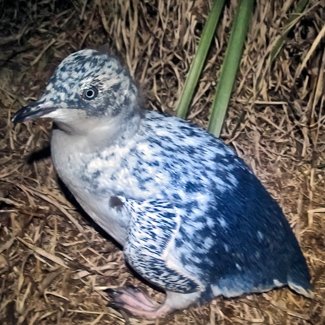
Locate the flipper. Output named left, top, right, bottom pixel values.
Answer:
left=108, top=198, right=204, bottom=318
left=124, top=198, right=202, bottom=293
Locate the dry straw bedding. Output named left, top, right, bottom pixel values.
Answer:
left=0, top=0, right=324, bottom=324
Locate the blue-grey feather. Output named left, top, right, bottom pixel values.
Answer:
left=18, top=49, right=311, bottom=303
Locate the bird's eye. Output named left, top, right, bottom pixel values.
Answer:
left=82, top=86, right=98, bottom=100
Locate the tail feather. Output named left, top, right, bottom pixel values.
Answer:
left=288, top=280, right=314, bottom=298
left=287, top=259, right=313, bottom=298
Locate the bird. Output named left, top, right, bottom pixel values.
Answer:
left=12, top=48, right=312, bottom=319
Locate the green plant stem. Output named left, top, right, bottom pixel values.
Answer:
left=208, top=0, right=254, bottom=137
left=175, top=0, right=226, bottom=119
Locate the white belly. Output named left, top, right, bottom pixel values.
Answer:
left=50, top=128, right=129, bottom=245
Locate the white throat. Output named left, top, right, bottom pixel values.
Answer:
left=48, top=108, right=141, bottom=153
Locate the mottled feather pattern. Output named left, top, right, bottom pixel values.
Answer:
left=61, top=111, right=284, bottom=294
left=41, top=50, right=137, bottom=117
left=52, top=109, right=310, bottom=296
left=123, top=198, right=200, bottom=292
left=81, top=111, right=240, bottom=199
left=12, top=49, right=312, bottom=318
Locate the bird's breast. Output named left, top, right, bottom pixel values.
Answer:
left=50, top=128, right=159, bottom=199
left=50, top=129, right=131, bottom=243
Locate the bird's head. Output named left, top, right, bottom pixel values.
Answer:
left=12, top=49, right=141, bottom=135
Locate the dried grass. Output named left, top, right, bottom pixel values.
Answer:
left=0, top=0, right=324, bottom=324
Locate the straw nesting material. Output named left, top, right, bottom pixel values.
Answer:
left=0, top=0, right=324, bottom=324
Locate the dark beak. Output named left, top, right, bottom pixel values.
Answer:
left=11, top=102, right=57, bottom=124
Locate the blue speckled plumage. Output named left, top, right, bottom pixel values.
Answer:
left=12, top=48, right=312, bottom=318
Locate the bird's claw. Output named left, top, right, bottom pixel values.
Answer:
left=105, top=285, right=167, bottom=318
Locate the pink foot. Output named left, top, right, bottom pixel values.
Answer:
left=106, top=286, right=171, bottom=319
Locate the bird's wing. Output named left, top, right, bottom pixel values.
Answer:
left=121, top=198, right=203, bottom=293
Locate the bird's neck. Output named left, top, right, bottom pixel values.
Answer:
left=52, top=110, right=142, bottom=153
